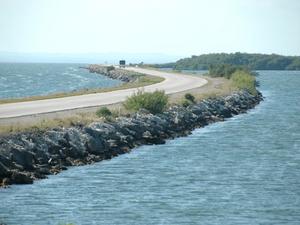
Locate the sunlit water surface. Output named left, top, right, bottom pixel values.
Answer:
left=0, top=63, right=121, bottom=99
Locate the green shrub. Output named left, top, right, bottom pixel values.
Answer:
left=123, top=90, right=168, bottom=114
left=230, top=71, right=257, bottom=95
left=96, top=107, right=112, bottom=118
left=209, top=64, right=252, bottom=79
left=106, top=66, right=115, bottom=72
left=182, top=100, right=191, bottom=108
left=184, top=93, right=195, bottom=103
left=208, top=64, right=258, bottom=95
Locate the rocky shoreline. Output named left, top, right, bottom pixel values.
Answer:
left=0, top=90, right=262, bottom=187
left=86, top=64, right=143, bottom=82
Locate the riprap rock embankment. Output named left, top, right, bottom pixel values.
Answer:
left=0, top=91, right=262, bottom=187
left=86, top=65, right=142, bottom=82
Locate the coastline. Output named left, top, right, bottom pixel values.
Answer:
left=0, top=90, right=263, bottom=187
left=87, top=64, right=143, bottom=82
left=0, top=65, right=164, bottom=105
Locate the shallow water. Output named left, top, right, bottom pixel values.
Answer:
left=0, top=63, right=122, bottom=99
left=0, top=71, right=300, bottom=225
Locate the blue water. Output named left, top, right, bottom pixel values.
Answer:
left=0, top=63, right=122, bottom=99
left=0, top=71, right=300, bottom=225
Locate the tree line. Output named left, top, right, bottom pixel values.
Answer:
left=151, top=52, right=300, bottom=70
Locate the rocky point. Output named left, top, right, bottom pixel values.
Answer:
left=0, top=90, right=262, bottom=187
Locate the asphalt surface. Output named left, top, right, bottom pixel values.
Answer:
left=0, top=67, right=207, bottom=119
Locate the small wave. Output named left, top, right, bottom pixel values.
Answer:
left=0, top=64, right=122, bottom=99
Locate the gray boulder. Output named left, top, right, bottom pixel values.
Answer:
left=10, top=147, right=35, bottom=170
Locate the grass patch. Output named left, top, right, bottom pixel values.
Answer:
left=0, top=105, right=133, bottom=135
left=168, top=75, right=234, bottom=105
left=95, top=107, right=117, bottom=122
left=96, top=107, right=112, bottom=118
left=123, top=90, right=168, bottom=114
left=0, top=75, right=164, bottom=105
left=208, top=64, right=258, bottom=95
left=230, top=70, right=257, bottom=95
left=0, top=113, right=100, bottom=135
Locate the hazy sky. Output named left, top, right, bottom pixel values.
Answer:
left=1, top=0, right=300, bottom=56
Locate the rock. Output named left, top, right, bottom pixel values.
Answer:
left=87, top=64, right=142, bottom=82
left=0, top=162, right=9, bottom=178
left=85, top=128, right=106, bottom=155
left=10, top=148, right=35, bottom=170
left=44, top=130, right=68, bottom=154
left=2, top=177, right=10, bottom=186
left=10, top=171, right=33, bottom=184
left=84, top=122, right=123, bottom=154
left=35, top=152, right=51, bottom=165
left=0, top=90, right=263, bottom=187
left=35, top=164, right=51, bottom=175
left=0, top=155, right=14, bottom=168
left=64, top=128, right=87, bottom=158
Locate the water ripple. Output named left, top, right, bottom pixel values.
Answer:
left=0, top=71, right=300, bottom=225
left=0, top=63, right=122, bottom=99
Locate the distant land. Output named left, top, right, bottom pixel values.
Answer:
left=152, top=53, right=300, bottom=70
left=0, top=52, right=182, bottom=64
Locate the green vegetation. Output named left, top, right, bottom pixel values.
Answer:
left=230, top=71, right=257, bottom=95
left=184, top=93, right=195, bottom=103
left=0, top=113, right=101, bottom=135
left=106, top=65, right=115, bottom=72
left=208, top=64, right=257, bottom=78
left=182, top=100, right=191, bottom=108
left=182, top=93, right=196, bottom=107
left=207, top=64, right=258, bottom=95
left=209, top=64, right=242, bottom=78
left=96, top=107, right=112, bottom=118
left=0, top=103, right=131, bottom=135
left=152, top=52, right=300, bottom=70
left=123, top=90, right=168, bottom=114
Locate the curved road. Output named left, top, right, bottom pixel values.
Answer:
left=0, top=67, right=207, bottom=119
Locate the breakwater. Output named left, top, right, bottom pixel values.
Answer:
left=0, top=90, right=262, bottom=187
left=87, top=65, right=143, bottom=82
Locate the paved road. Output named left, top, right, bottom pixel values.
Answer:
left=0, top=67, right=207, bottom=119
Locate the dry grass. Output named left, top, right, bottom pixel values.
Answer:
left=0, top=104, right=133, bottom=135
left=0, top=113, right=99, bottom=134
left=168, top=76, right=236, bottom=105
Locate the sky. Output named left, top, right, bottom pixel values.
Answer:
left=0, top=0, right=300, bottom=59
